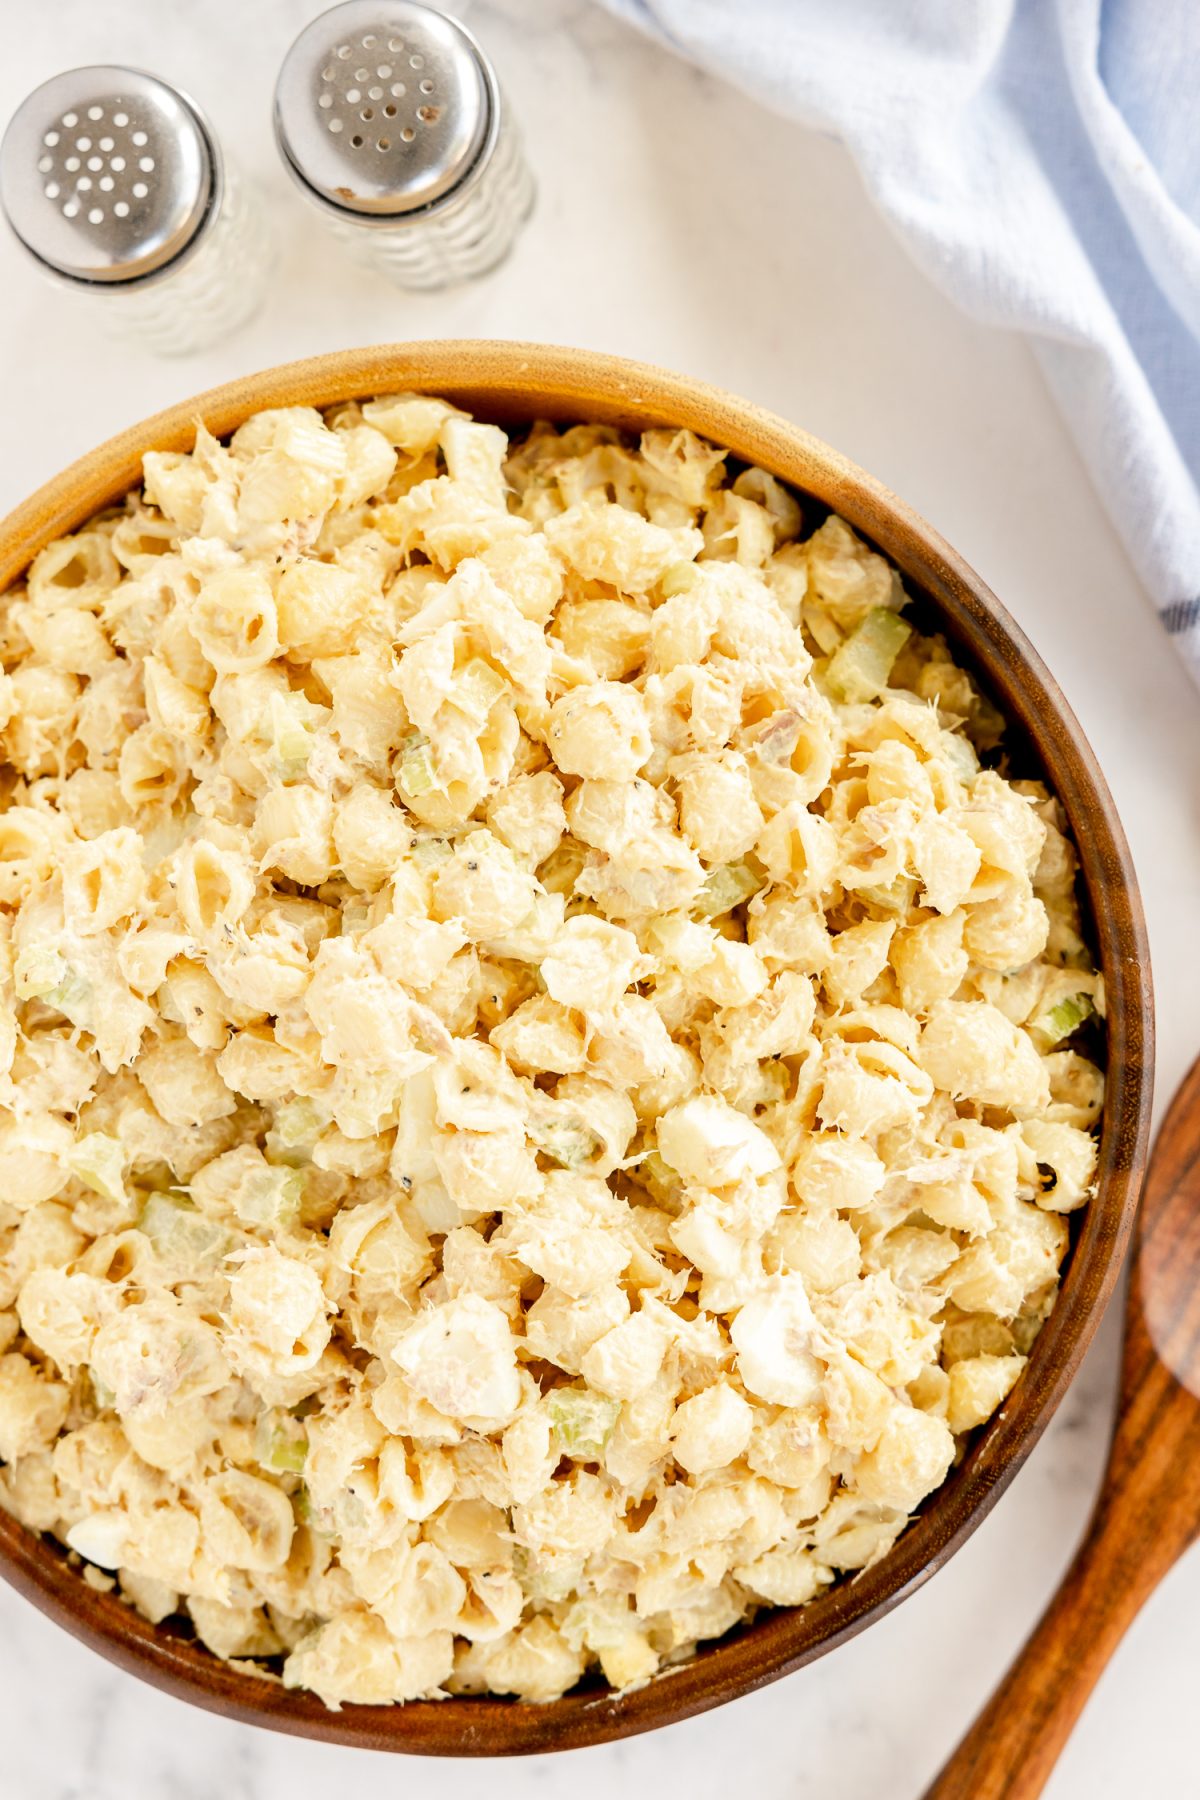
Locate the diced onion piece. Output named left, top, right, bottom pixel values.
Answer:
left=940, top=731, right=979, bottom=785
left=66, top=1510, right=130, bottom=1570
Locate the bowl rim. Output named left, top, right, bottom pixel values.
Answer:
left=0, top=340, right=1154, bottom=1754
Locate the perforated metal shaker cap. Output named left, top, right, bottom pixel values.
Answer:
left=274, top=1, right=497, bottom=220
left=0, top=67, right=218, bottom=285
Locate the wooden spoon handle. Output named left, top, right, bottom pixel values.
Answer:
left=921, top=1509, right=1150, bottom=1797
left=923, top=1356, right=1199, bottom=1800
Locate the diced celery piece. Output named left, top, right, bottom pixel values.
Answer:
left=13, top=943, right=68, bottom=1000
left=398, top=734, right=438, bottom=797
left=636, top=1150, right=681, bottom=1210
left=14, top=943, right=93, bottom=1020
left=67, top=1133, right=127, bottom=1205
left=465, top=828, right=506, bottom=862
left=1034, top=993, right=1094, bottom=1044
left=533, top=1115, right=603, bottom=1170
left=825, top=607, right=912, bottom=703
left=548, top=1389, right=620, bottom=1460
left=234, top=1164, right=304, bottom=1232
left=266, top=1098, right=329, bottom=1167
left=658, top=561, right=698, bottom=598
left=859, top=875, right=917, bottom=913
left=44, top=967, right=93, bottom=1021
left=255, top=1410, right=308, bottom=1474
left=269, top=1432, right=308, bottom=1475
left=409, top=834, right=453, bottom=867
left=137, top=1192, right=229, bottom=1272
left=268, top=690, right=321, bottom=781
left=692, top=858, right=765, bottom=920
left=455, top=656, right=508, bottom=721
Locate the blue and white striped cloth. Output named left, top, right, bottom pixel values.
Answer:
left=595, top=0, right=1200, bottom=685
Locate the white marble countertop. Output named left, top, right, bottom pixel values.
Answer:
left=1, top=3, right=1198, bottom=1795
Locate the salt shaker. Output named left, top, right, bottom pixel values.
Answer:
left=274, top=1, right=533, bottom=291
left=0, top=67, right=271, bottom=356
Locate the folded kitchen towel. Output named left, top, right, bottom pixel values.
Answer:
left=594, top=0, right=1200, bottom=685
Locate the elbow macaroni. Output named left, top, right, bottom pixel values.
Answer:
left=0, top=397, right=1102, bottom=1708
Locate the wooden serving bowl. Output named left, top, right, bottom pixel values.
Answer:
left=0, top=343, right=1153, bottom=1754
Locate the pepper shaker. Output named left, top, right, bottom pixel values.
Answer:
left=0, top=66, right=271, bottom=356
left=274, top=1, right=533, bottom=291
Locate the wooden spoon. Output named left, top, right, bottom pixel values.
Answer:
left=925, top=1055, right=1200, bottom=1799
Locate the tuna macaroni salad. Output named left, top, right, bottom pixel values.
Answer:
left=0, top=398, right=1104, bottom=1706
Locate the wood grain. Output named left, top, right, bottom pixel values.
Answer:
left=925, top=1057, right=1200, bottom=1800
left=0, top=344, right=1154, bottom=1755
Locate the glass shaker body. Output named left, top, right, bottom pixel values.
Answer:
left=274, top=2, right=533, bottom=293
left=1, top=67, right=272, bottom=356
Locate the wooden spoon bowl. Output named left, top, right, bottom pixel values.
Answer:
left=0, top=342, right=1154, bottom=1753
